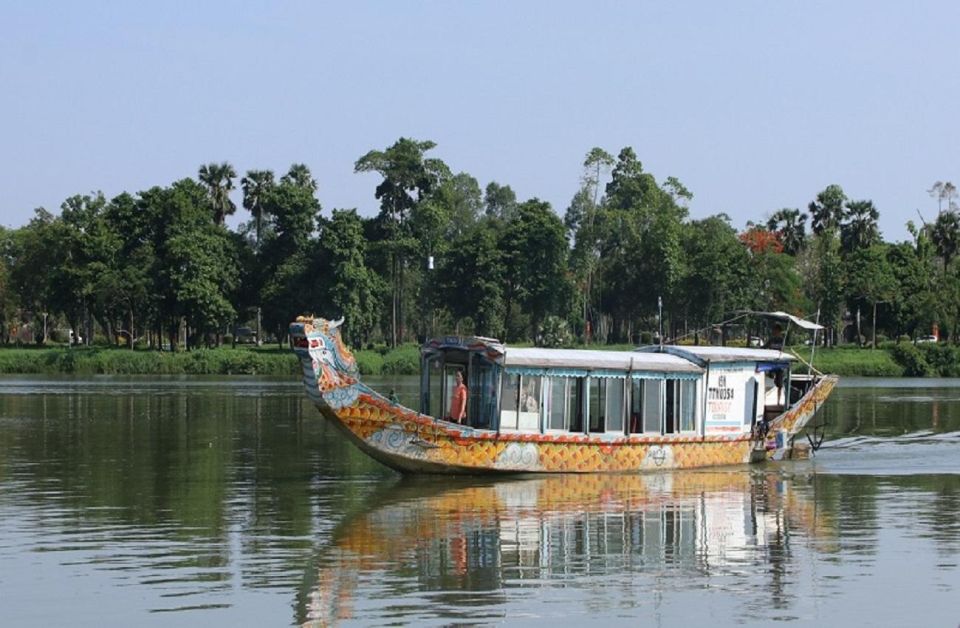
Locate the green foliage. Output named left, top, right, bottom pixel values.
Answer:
left=800, top=346, right=904, bottom=377
left=381, top=345, right=420, bottom=375
left=441, top=223, right=506, bottom=338
left=0, top=347, right=298, bottom=375
left=889, top=343, right=935, bottom=377
left=319, top=209, right=382, bottom=346
left=681, top=215, right=751, bottom=330
left=841, top=199, right=881, bottom=254
left=354, top=350, right=385, bottom=375
left=767, top=208, right=807, bottom=255
left=538, top=315, right=573, bottom=348
left=6, top=144, right=960, bottom=376
left=501, top=199, right=572, bottom=340
left=915, top=343, right=960, bottom=377
left=809, top=184, right=846, bottom=235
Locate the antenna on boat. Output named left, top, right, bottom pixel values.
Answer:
left=810, top=307, right=821, bottom=375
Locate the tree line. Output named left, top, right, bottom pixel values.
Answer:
left=0, top=138, right=956, bottom=350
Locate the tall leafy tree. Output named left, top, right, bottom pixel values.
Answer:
left=681, top=215, right=750, bottom=335
left=54, top=192, right=120, bottom=344
left=198, top=162, right=238, bottom=226
left=606, top=147, right=659, bottom=211
left=931, top=209, right=960, bottom=270
left=317, top=209, right=382, bottom=346
left=841, top=199, right=881, bottom=254
left=766, top=208, right=807, bottom=255
left=484, top=181, right=517, bottom=221
left=808, top=184, right=846, bottom=235
left=888, top=234, right=940, bottom=340
left=259, top=178, right=322, bottom=341
left=582, top=147, right=615, bottom=207
left=281, top=163, right=318, bottom=192
left=8, top=209, right=60, bottom=343
left=97, top=192, right=153, bottom=346
left=354, top=137, right=449, bottom=346
left=241, top=169, right=275, bottom=248
left=144, top=179, right=239, bottom=348
left=441, top=223, right=506, bottom=337
left=0, top=228, right=16, bottom=343
left=500, top=199, right=571, bottom=342
left=806, top=230, right=845, bottom=345
left=844, top=244, right=895, bottom=346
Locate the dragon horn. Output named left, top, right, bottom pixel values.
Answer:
left=330, top=317, right=345, bottom=330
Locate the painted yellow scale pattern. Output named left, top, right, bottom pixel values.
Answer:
left=334, top=393, right=753, bottom=472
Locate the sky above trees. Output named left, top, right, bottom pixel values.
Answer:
left=2, top=1, right=958, bottom=240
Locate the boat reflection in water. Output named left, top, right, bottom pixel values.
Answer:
left=299, top=470, right=835, bottom=626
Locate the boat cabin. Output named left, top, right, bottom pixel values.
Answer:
left=420, top=337, right=799, bottom=438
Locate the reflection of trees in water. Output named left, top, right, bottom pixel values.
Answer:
left=823, top=386, right=960, bottom=436
left=0, top=386, right=388, bottom=609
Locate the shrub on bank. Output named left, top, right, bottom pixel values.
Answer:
left=355, top=350, right=384, bottom=375
left=796, top=345, right=904, bottom=377
left=0, top=347, right=300, bottom=376
left=889, top=343, right=934, bottom=377
left=917, top=343, right=960, bottom=377
left=382, top=345, right=420, bottom=375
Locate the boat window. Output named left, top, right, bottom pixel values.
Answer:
left=629, top=379, right=642, bottom=434
left=680, top=380, right=697, bottom=432
left=426, top=356, right=444, bottom=419
left=642, top=379, right=661, bottom=434
left=606, top=378, right=625, bottom=433
left=665, top=381, right=678, bottom=434
left=665, top=379, right=697, bottom=434
left=589, top=378, right=603, bottom=432
left=569, top=378, right=584, bottom=433
left=744, top=377, right=758, bottom=428
left=547, top=377, right=567, bottom=431
left=500, top=374, right=520, bottom=430
left=468, top=362, right=498, bottom=430
left=518, top=376, right=542, bottom=432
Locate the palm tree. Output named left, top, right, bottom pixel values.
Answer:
left=766, top=207, right=807, bottom=255
left=808, top=184, right=846, bottom=235
left=241, top=169, right=275, bottom=248
left=281, top=163, right=317, bottom=192
left=931, top=209, right=960, bottom=270
left=198, top=162, right=238, bottom=226
left=840, top=199, right=880, bottom=254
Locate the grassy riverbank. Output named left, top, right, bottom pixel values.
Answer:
left=0, top=344, right=423, bottom=376
left=0, top=342, right=952, bottom=377
left=793, top=346, right=904, bottom=377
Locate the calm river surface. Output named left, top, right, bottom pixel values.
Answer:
left=0, top=375, right=958, bottom=627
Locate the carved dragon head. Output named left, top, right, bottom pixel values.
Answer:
left=290, top=316, right=360, bottom=407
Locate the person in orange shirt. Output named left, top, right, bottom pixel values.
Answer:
left=449, top=371, right=467, bottom=424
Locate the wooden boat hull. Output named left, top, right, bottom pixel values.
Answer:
left=292, top=319, right=836, bottom=474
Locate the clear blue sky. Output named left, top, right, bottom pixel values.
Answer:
left=2, top=1, right=958, bottom=240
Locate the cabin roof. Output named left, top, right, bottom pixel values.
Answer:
left=503, top=348, right=703, bottom=373
left=640, top=345, right=795, bottom=365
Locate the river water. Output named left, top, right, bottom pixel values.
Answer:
left=0, top=375, right=957, bottom=627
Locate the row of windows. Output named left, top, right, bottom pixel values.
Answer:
left=499, top=375, right=697, bottom=436
left=421, top=355, right=700, bottom=435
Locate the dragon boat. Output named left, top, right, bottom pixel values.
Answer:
left=290, top=317, right=836, bottom=474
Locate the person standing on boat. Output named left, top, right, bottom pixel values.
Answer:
left=449, top=371, right=468, bottom=424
